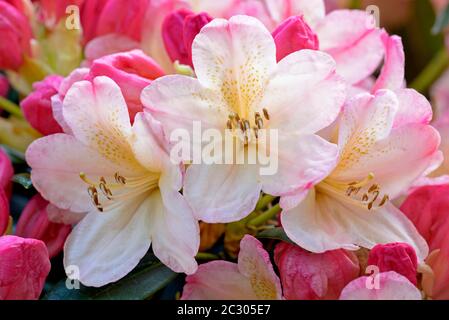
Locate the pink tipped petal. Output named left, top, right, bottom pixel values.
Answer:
left=149, top=189, right=199, bottom=275
left=184, top=163, right=262, bottom=223
left=339, top=271, right=422, bottom=300
left=237, top=235, right=282, bottom=300
left=182, top=261, right=256, bottom=300
left=260, top=132, right=338, bottom=197
left=372, top=35, right=405, bottom=92
left=281, top=189, right=429, bottom=261
left=265, top=0, right=325, bottom=28
left=192, top=15, right=276, bottom=90
left=316, top=10, right=384, bottom=85
left=63, top=195, right=152, bottom=287
left=264, top=50, right=346, bottom=134
left=393, top=89, right=433, bottom=128
left=46, top=203, right=86, bottom=225
left=26, top=134, right=124, bottom=213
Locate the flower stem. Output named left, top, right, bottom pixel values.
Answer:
left=247, top=203, right=281, bottom=228
left=195, top=252, right=220, bottom=261
left=255, top=194, right=277, bottom=211
left=0, top=96, right=23, bottom=118
left=410, top=48, right=449, bottom=93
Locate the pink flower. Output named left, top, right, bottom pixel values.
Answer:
left=0, top=235, right=51, bottom=300
left=272, top=15, right=319, bottom=62
left=26, top=76, right=200, bottom=286
left=367, top=243, right=418, bottom=285
left=162, top=9, right=212, bottom=68
left=400, top=185, right=449, bottom=299
left=0, top=148, right=14, bottom=195
left=38, top=0, right=85, bottom=28
left=0, top=190, right=8, bottom=236
left=142, top=15, right=345, bottom=223
left=0, top=74, right=9, bottom=97
left=339, top=271, right=422, bottom=300
left=182, top=235, right=282, bottom=300
left=16, top=194, right=72, bottom=258
left=20, top=75, right=64, bottom=136
left=274, top=242, right=360, bottom=300
left=0, top=0, right=32, bottom=70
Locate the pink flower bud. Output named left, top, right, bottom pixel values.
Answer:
left=162, top=8, right=194, bottom=66
left=0, top=235, right=51, bottom=299
left=274, top=242, right=360, bottom=300
left=16, top=194, right=72, bottom=258
left=21, top=75, right=64, bottom=136
left=0, top=74, right=9, bottom=97
left=367, top=243, right=418, bottom=285
left=0, top=1, right=32, bottom=70
left=87, top=49, right=165, bottom=120
left=0, top=148, right=14, bottom=198
left=183, top=12, right=213, bottom=66
left=80, top=0, right=109, bottom=43
left=272, top=15, right=319, bottom=62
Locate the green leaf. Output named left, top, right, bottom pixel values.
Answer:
left=12, top=173, right=33, bottom=189
left=432, top=4, right=449, bottom=34
left=257, top=227, right=295, bottom=245
left=43, top=254, right=177, bottom=300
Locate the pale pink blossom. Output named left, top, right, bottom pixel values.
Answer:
left=182, top=235, right=282, bottom=300
left=282, top=88, right=438, bottom=261
left=0, top=235, right=51, bottom=300
left=16, top=194, right=72, bottom=258
left=274, top=242, right=360, bottom=300
left=142, top=15, right=345, bottom=223
left=339, top=271, right=422, bottom=300
left=26, top=76, right=200, bottom=286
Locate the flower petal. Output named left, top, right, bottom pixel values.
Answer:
left=63, top=76, right=141, bottom=171
left=263, top=49, right=346, bottom=134
left=316, top=10, right=384, bottom=84
left=141, top=75, right=228, bottom=136
left=260, top=132, right=338, bottom=197
left=393, top=89, right=433, bottom=128
left=192, top=15, right=276, bottom=95
left=149, top=189, right=199, bottom=275
left=26, top=134, right=123, bottom=213
left=184, top=163, right=261, bottom=223
left=182, top=261, right=255, bottom=300
left=63, top=194, right=152, bottom=287
left=237, top=235, right=282, bottom=300
left=339, top=271, right=422, bottom=300
left=281, top=188, right=429, bottom=261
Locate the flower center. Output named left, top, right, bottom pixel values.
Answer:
left=226, top=108, right=270, bottom=145
left=80, top=172, right=159, bottom=212
left=319, top=173, right=390, bottom=210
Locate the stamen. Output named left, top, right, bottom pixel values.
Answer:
left=99, top=177, right=113, bottom=200
left=348, top=173, right=375, bottom=188
left=253, top=127, right=259, bottom=139
left=368, top=184, right=379, bottom=193
left=263, top=109, right=269, bottom=120
left=114, top=172, right=126, bottom=185
left=227, top=119, right=233, bottom=130
left=244, top=120, right=251, bottom=131
left=80, top=172, right=96, bottom=186
left=379, top=195, right=389, bottom=207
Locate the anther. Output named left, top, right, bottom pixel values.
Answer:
left=362, top=194, right=369, bottom=202
left=379, top=195, right=389, bottom=207
left=227, top=119, right=233, bottom=130
left=263, top=108, right=270, bottom=120
left=368, top=184, right=379, bottom=193
left=114, top=172, right=126, bottom=185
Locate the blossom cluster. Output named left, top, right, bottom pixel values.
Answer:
left=1, top=0, right=449, bottom=300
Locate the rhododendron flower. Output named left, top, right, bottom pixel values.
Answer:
left=26, top=76, right=200, bottom=286
left=0, top=191, right=8, bottom=236
left=0, top=148, right=14, bottom=198
left=401, top=185, right=449, bottom=299
left=282, top=88, right=439, bottom=261
left=16, top=194, right=72, bottom=258
left=367, top=242, right=418, bottom=285
left=274, top=242, right=360, bottom=300
left=0, top=235, right=51, bottom=300
left=20, top=75, right=64, bottom=136
left=142, top=15, right=345, bottom=223
left=339, top=271, right=421, bottom=300
left=0, top=1, right=32, bottom=70
left=182, top=235, right=282, bottom=300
